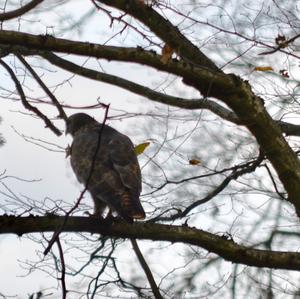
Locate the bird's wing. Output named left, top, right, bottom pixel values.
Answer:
left=108, top=133, right=142, bottom=196
left=108, top=132, right=145, bottom=219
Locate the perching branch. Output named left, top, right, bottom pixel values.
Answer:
left=1, top=215, right=300, bottom=271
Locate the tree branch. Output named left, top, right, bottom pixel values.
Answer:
left=39, top=52, right=300, bottom=136
left=154, top=152, right=265, bottom=222
left=40, top=51, right=240, bottom=122
left=0, top=0, right=44, bottom=21
left=0, top=30, right=232, bottom=96
left=0, top=58, right=61, bottom=136
left=94, top=0, right=220, bottom=72
left=56, top=236, right=67, bottom=299
left=1, top=215, right=300, bottom=271
left=17, top=54, right=68, bottom=121
left=131, top=239, right=163, bottom=299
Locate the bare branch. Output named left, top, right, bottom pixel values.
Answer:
left=0, top=59, right=61, bottom=136
left=56, top=237, right=67, bottom=299
left=37, top=51, right=300, bottom=137
left=259, top=32, right=300, bottom=56
left=0, top=0, right=44, bottom=21
left=93, top=0, right=220, bottom=72
left=17, top=54, right=68, bottom=121
left=40, top=51, right=239, bottom=121
left=131, top=239, right=163, bottom=299
left=1, top=215, right=300, bottom=271
left=153, top=152, right=265, bottom=222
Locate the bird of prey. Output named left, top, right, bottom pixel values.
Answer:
left=66, top=113, right=145, bottom=223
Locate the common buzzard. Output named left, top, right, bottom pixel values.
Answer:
left=66, top=113, right=145, bottom=223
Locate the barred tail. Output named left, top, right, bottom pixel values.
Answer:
left=121, top=191, right=145, bottom=220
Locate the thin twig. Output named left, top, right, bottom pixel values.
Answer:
left=151, top=152, right=265, bottom=222
left=17, top=54, right=68, bottom=121
left=264, top=164, right=286, bottom=200
left=56, top=236, right=67, bottom=299
left=0, top=58, right=62, bottom=136
left=131, top=239, right=164, bottom=299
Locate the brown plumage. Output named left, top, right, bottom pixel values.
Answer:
left=66, top=113, right=145, bottom=223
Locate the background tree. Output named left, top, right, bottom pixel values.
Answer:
left=1, top=0, right=300, bottom=298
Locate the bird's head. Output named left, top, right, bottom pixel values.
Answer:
left=65, top=113, right=96, bottom=136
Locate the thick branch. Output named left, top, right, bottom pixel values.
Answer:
left=95, top=0, right=220, bottom=72
left=0, top=31, right=299, bottom=212
left=1, top=215, right=300, bottom=271
left=0, top=32, right=259, bottom=102
left=0, top=31, right=233, bottom=98
left=0, top=0, right=44, bottom=21
left=0, top=30, right=174, bottom=70
left=40, top=51, right=239, bottom=121
left=39, top=52, right=300, bottom=136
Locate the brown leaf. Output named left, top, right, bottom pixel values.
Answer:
left=254, top=66, right=274, bottom=72
left=189, top=159, right=201, bottom=165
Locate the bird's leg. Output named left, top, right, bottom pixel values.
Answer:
left=105, top=208, right=113, bottom=219
left=93, top=200, right=106, bottom=217
left=102, top=208, right=117, bottom=224
left=84, top=199, right=107, bottom=218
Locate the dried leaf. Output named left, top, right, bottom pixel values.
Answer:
left=134, top=142, right=150, bottom=155
left=189, top=159, right=201, bottom=165
left=254, top=66, right=274, bottom=72
left=161, top=44, right=174, bottom=64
